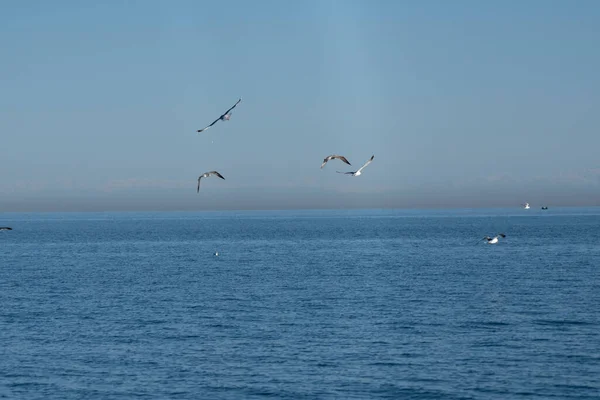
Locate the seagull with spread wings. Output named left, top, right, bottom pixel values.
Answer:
left=337, top=155, right=374, bottom=177
left=197, top=98, right=242, bottom=133
left=197, top=171, right=225, bottom=192
left=321, top=155, right=351, bottom=169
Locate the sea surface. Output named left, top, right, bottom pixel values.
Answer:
left=1, top=208, right=599, bottom=399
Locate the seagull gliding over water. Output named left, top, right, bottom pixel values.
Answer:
left=197, top=98, right=242, bottom=133
left=483, top=233, right=506, bottom=244
left=321, top=155, right=351, bottom=169
left=337, top=155, right=374, bottom=176
left=197, top=171, right=225, bottom=192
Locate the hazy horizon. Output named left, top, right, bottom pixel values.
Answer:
left=2, top=175, right=599, bottom=212
left=2, top=1, right=599, bottom=212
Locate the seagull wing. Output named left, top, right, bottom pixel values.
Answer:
left=222, top=98, right=242, bottom=117
left=197, top=177, right=202, bottom=193
left=197, top=117, right=220, bottom=133
left=337, top=156, right=351, bottom=166
left=209, top=171, right=225, bottom=180
left=336, top=171, right=354, bottom=175
left=355, top=155, right=374, bottom=174
left=320, top=155, right=333, bottom=169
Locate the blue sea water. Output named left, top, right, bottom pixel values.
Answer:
left=1, top=208, right=599, bottom=399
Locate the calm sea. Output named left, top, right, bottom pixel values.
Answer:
left=1, top=208, right=599, bottom=399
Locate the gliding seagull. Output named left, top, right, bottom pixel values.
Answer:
left=0, top=227, right=12, bottom=231
left=197, top=98, right=242, bottom=133
left=523, top=203, right=530, bottom=209
left=321, top=155, right=351, bottom=169
left=197, top=171, right=225, bottom=192
left=337, top=155, right=374, bottom=176
left=483, top=233, right=506, bottom=244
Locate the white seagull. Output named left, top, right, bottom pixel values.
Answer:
left=321, top=154, right=351, bottom=169
left=197, top=98, right=242, bottom=133
left=523, top=203, right=530, bottom=209
left=483, top=233, right=506, bottom=244
left=0, top=227, right=12, bottom=231
left=337, top=155, right=374, bottom=176
left=197, top=171, right=225, bottom=192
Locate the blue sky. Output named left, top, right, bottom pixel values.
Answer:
left=1, top=1, right=599, bottom=211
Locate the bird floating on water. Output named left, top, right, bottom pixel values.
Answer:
left=523, top=203, right=531, bottom=209
left=483, top=233, right=506, bottom=244
left=214, top=251, right=219, bottom=257
left=321, top=155, right=351, bottom=169
left=197, top=171, right=225, bottom=192
left=197, top=98, right=242, bottom=133
left=337, top=155, right=374, bottom=177
left=0, top=227, right=12, bottom=231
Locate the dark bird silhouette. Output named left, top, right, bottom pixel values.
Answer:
left=197, top=98, right=242, bottom=133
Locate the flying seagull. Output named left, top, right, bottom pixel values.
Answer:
left=321, top=155, right=351, bottom=169
left=197, top=98, right=242, bottom=133
left=197, top=171, right=225, bottom=192
left=523, top=203, right=530, bottom=209
left=337, top=155, right=374, bottom=176
left=483, top=233, right=506, bottom=244
left=0, top=227, right=12, bottom=231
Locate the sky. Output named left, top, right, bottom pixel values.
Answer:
left=1, top=0, right=599, bottom=211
